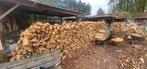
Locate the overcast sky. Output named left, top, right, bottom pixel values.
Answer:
left=80, top=0, right=109, bottom=15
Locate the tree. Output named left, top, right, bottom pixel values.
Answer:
left=97, top=8, right=105, bottom=15
left=36, top=0, right=58, bottom=6
left=108, top=0, right=116, bottom=13
left=108, top=0, right=147, bottom=14
left=85, top=4, right=91, bottom=14
left=63, top=0, right=91, bottom=14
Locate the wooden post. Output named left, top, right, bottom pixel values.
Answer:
left=76, top=16, right=81, bottom=23
left=79, top=16, right=81, bottom=22
left=0, top=30, right=3, bottom=50
left=0, top=24, right=5, bottom=50
left=60, top=17, right=63, bottom=23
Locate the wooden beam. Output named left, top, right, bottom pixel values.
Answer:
left=0, top=29, right=4, bottom=50
left=0, top=4, right=20, bottom=20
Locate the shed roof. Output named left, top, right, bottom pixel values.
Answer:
left=0, top=0, right=83, bottom=17
left=83, top=15, right=115, bottom=19
left=111, top=12, right=129, bottom=19
left=133, top=12, right=147, bottom=19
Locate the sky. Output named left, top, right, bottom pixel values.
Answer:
left=80, top=0, right=109, bottom=15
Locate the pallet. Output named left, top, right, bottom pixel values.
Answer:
left=0, top=50, right=61, bottom=69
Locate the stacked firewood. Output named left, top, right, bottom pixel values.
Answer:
left=111, top=22, right=145, bottom=35
left=110, top=22, right=128, bottom=38
left=126, top=23, right=145, bottom=36
left=110, top=22, right=145, bottom=45
left=10, top=21, right=106, bottom=61
left=10, top=21, right=146, bottom=61
left=111, top=22, right=145, bottom=37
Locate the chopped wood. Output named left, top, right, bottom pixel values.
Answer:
left=11, top=21, right=107, bottom=61
left=10, top=21, right=146, bottom=61
left=111, top=38, right=124, bottom=43
left=111, top=37, right=124, bottom=46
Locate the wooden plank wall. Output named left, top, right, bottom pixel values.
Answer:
left=0, top=51, right=61, bottom=69
left=0, top=5, right=7, bottom=50
left=0, top=4, right=19, bottom=50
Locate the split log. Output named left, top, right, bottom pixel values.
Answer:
left=111, top=37, right=124, bottom=46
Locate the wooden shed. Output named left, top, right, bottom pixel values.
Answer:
left=82, top=15, right=115, bottom=22
left=133, top=12, right=147, bottom=25
left=111, top=12, right=129, bottom=22
left=0, top=0, right=82, bottom=52
left=82, top=12, right=129, bottom=22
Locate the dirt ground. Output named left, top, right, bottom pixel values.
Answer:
left=62, top=40, right=147, bottom=69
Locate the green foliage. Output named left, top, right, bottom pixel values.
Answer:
left=36, top=0, right=58, bottom=6
left=63, top=0, right=91, bottom=14
left=108, top=0, right=147, bottom=15
left=97, top=8, right=105, bottom=15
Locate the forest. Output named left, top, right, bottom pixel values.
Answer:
left=108, top=0, right=147, bottom=17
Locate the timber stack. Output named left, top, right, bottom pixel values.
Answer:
left=10, top=21, right=107, bottom=61
left=110, top=22, right=145, bottom=45
left=10, top=21, right=146, bottom=61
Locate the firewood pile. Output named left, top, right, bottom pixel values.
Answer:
left=10, top=21, right=146, bottom=61
left=111, top=22, right=145, bottom=39
left=111, top=22, right=128, bottom=38
left=10, top=21, right=106, bottom=61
